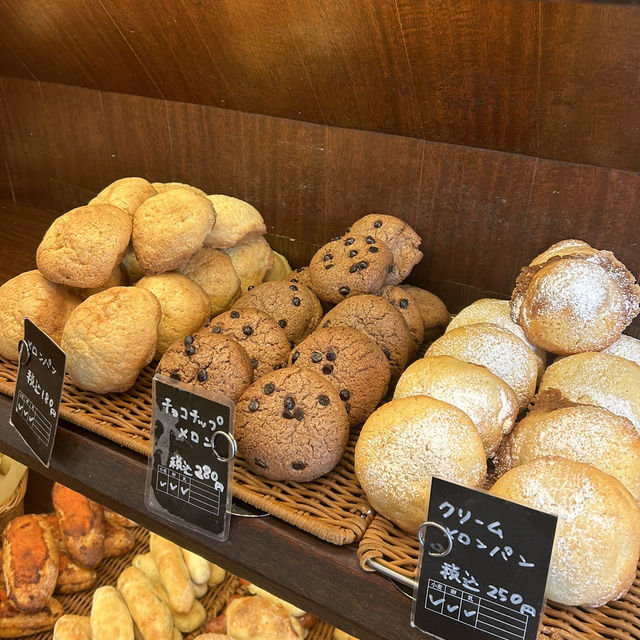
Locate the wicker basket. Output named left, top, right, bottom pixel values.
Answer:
left=0, top=469, right=27, bottom=534
left=358, top=513, right=640, bottom=640
left=0, top=358, right=374, bottom=545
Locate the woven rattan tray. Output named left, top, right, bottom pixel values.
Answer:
left=0, top=358, right=373, bottom=545
left=358, top=513, right=640, bottom=640
left=29, top=525, right=240, bottom=640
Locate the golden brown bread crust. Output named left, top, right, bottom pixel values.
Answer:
left=52, top=483, right=105, bottom=569
left=103, top=508, right=137, bottom=528
left=61, top=286, right=161, bottom=393
left=511, top=252, right=640, bottom=354
left=90, top=177, right=156, bottom=218
left=103, top=523, right=135, bottom=558
left=149, top=534, right=195, bottom=614
left=55, top=552, right=96, bottom=594
left=38, top=513, right=65, bottom=552
left=36, top=203, right=132, bottom=289
left=2, top=515, right=59, bottom=613
left=132, top=190, right=216, bottom=275
left=226, top=596, right=304, bottom=640
left=0, top=270, right=82, bottom=362
left=0, top=587, right=63, bottom=638
left=490, top=457, right=640, bottom=607
left=53, top=614, right=92, bottom=640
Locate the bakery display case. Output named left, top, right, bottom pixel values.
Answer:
left=1, top=0, right=639, bottom=638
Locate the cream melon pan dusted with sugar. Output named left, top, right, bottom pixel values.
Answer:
left=426, top=322, right=538, bottom=411
left=511, top=250, right=640, bottom=354
left=446, top=298, right=546, bottom=378
left=494, top=405, right=640, bottom=502
left=603, top=334, right=640, bottom=367
left=538, top=352, right=640, bottom=432
left=355, top=396, right=486, bottom=534
left=490, top=456, right=640, bottom=607
left=394, top=356, right=519, bottom=457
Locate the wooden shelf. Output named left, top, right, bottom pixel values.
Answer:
left=0, top=393, right=428, bottom=640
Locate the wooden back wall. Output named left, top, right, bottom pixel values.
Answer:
left=0, top=0, right=638, bottom=322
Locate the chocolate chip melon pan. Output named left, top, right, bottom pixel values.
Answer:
left=25, top=525, right=240, bottom=640
left=358, top=513, right=640, bottom=640
left=0, top=358, right=373, bottom=546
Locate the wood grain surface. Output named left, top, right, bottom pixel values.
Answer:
left=166, top=100, right=245, bottom=198
left=0, top=0, right=159, bottom=95
left=538, top=2, right=640, bottom=171
left=0, top=1, right=638, bottom=169
left=396, top=0, right=539, bottom=156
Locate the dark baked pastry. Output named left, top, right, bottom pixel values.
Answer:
left=349, top=214, right=423, bottom=285
left=309, top=234, right=393, bottom=304
left=320, top=294, right=412, bottom=382
left=207, top=308, right=290, bottom=379
left=235, top=281, right=322, bottom=345
left=157, top=331, right=253, bottom=403
left=377, top=285, right=424, bottom=356
left=235, top=368, right=349, bottom=482
left=289, top=326, right=390, bottom=426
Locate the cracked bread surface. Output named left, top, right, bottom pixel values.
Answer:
left=157, top=331, right=252, bottom=403
left=235, top=281, right=322, bottom=345
left=289, top=326, right=390, bottom=427
left=36, top=203, right=132, bottom=288
left=309, top=234, right=393, bottom=304
left=349, top=214, right=423, bottom=285
left=208, top=307, right=290, bottom=379
left=235, top=368, right=349, bottom=482
left=320, top=294, right=411, bottom=382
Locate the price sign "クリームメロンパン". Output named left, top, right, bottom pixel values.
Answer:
left=412, top=477, right=557, bottom=640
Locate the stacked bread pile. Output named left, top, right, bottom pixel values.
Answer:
left=53, top=531, right=226, bottom=640
left=0, top=177, right=289, bottom=393
left=165, top=213, right=452, bottom=484
left=354, top=238, right=640, bottom=609
left=0, top=482, right=136, bottom=637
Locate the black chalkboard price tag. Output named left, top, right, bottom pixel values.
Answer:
left=10, top=318, right=66, bottom=467
left=412, top=477, right=558, bottom=640
left=145, top=374, right=236, bottom=542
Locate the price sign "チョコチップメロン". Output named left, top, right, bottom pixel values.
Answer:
left=145, top=374, right=236, bottom=541
left=412, top=477, right=557, bottom=640
left=10, top=318, right=66, bottom=466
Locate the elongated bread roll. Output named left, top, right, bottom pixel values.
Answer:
left=117, top=567, right=173, bottom=640
left=2, top=515, right=59, bottom=612
left=208, top=563, right=226, bottom=587
left=52, top=483, right=105, bottom=569
left=90, top=586, right=134, bottom=640
left=171, top=599, right=206, bottom=633
left=0, top=586, right=63, bottom=638
left=132, top=553, right=161, bottom=584
left=181, top=549, right=210, bottom=585
left=149, top=534, right=195, bottom=613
